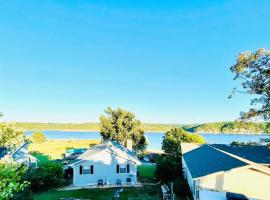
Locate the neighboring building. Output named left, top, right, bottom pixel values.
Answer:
left=181, top=143, right=270, bottom=200
left=70, top=141, right=141, bottom=187
left=65, top=148, right=87, bottom=160
left=212, top=144, right=270, bottom=167
left=0, top=141, right=38, bottom=167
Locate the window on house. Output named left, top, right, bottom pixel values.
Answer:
left=120, top=164, right=126, bottom=173
left=80, top=165, right=94, bottom=174
left=116, top=164, right=130, bottom=173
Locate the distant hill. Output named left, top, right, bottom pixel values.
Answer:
left=4, top=121, right=269, bottom=133
left=6, top=122, right=179, bottom=132
left=185, top=122, right=270, bottom=134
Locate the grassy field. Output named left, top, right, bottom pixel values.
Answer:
left=34, top=186, right=161, bottom=200
left=29, top=140, right=100, bottom=159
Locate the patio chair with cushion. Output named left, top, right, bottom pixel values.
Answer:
left=98, top=179, right=104, bottom=186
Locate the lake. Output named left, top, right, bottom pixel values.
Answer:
left=25, top=131, right=269, bottom=150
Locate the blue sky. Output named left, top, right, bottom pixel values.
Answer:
left=1, top=0, right=270, bottom=124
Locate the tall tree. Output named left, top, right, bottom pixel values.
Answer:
left=100, top=107, right=147, bottom=152
left=230, top=48, right=270, bottom=120
left=230, top=48, right=270, bottom=145
left=162, top=128, right=190, bottom=158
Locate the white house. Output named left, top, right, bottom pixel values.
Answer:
left=69, top=141, right=141, bottom=187
left=0, top=141, right=38, bottom=167
left=181, top=143, right=270, bottom=200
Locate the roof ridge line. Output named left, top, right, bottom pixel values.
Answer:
left=209, top=145, right=270, bottom=175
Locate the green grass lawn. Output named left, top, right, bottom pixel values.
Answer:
left=34, top=186, right=160, bottom=200
left=137, top=165, right=156, bottom=179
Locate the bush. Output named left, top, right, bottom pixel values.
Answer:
left=155, top=155, right=181, bottom=183
left=188, top=133, right=206, bottom=144
left=0, top=162, right=29, bottom=200
left=173, top=178, right=192, bottom=198
left=31, top=132, right=47, bottom=143
left=13, top=187, right=33, bottom=200
left=26, top=161, right=64, bottom=191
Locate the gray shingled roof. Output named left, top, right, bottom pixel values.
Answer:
left=212, top=144, right=270, bottom=164
left=183, top=145, right=247, bottom=179
left=0, top=147, right=8, bottom=159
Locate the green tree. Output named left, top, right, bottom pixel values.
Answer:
left=0, top=161, right=29, bottom=200
left=162, top=128, right=205, bottom=158
left=0, top=124, right=25, bottom=149
left=100, top=107, right=147, bottom=152
left=230, top=48, right=270, bottom=120
left=230, top=48, right=270, bottom=145
left=188, top=133, right=206, bottom=143
left=31, top=132, right=47, bottom=143
left=162, top=128, right=189, bottom=157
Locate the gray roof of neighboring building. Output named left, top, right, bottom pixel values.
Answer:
left=212, top=144, right=270, bottom=165
left=183, top=145, right=247, bottom=179
left=0, top=147, right=8, bottom=159
left=70, top=140, right=140, bottom=165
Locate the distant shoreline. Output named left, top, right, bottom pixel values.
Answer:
left=24, top=129, right=269, bottom=135
left=9, top=121, right=269, bottom=134
left=24, top=129, right=167, bottom=133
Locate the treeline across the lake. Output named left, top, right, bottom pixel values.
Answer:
left=183, top=121, right=270, bottom=134
left=5, top=121, right=269, bottom=133
left=7, top=122, right=178, bottom=132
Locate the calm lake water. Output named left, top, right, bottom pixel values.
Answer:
left=25, top=131, right=269, bottom=150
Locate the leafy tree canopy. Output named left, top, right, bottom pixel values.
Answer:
left=31, top=132, right=47, bottom=143
left=0, top=123, right=25, bottom=149
left=100, top=107, right=147, bottom=152
left=162, top=128, right=205, bottom=158
left=230, top=48, right=270, bottom=120
left=0, top=161, right=29, bottom=200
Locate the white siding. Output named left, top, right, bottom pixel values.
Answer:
left=73, top=150, right=138, bottom=186
left=182, top=158, right=199, bottom=199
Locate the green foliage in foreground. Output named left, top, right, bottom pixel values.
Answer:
left=26, top=161, right=65, bottom=192
left=0, top=123, right=25, bottom=149
left=34, top=186, right=161, bottom=200
left=156, top=155, right=181, bottom=182
left=0, top=162, right=29, bottom=200
left=155, top=155, right=193, bottom=199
